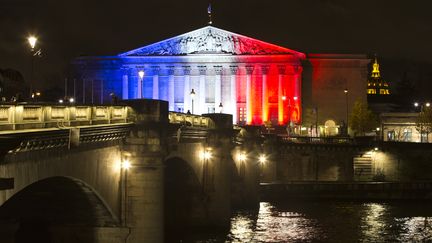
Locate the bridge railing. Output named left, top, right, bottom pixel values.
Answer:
left=279, top=135, right=353, bottom=144
left=0, top=104, right=129, bottom=131
left=168, top=112, right=212, bottom=128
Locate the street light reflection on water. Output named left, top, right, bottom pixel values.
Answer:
left=185, top=201, right=432, bottom=243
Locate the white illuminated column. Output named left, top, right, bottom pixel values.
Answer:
left=230, top=66, right=238, bottom=123
left=138, top=70, right=144, bottom=98
left=214, top=66, right=222, bottom=113
left=168, top=67, right=175, bottom=111
left=183, top=67, right=191, bottom=113
left=152, top=66, right=160, bottom=99
left=199, top=66, right=207, bottom=114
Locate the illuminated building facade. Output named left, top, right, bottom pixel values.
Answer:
left=73, top=26, right=368, bottom=130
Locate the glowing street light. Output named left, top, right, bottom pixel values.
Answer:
left=69, top=97, right=75, bottom=103
left=138, top=70, right=144, bottom=98
left=121, top=159, right=131, bottom=170
left=238, top=152, right=247, bottom=162
left=344, top=88, right=349, bottom=136
left=28, top=36, right=37, bottom=50
left=27, top=35, right=38, bottom=99
left=218, top=102, right=223, bottom=113
left=258, top=154, right=267, bottom=164
left=190, top=89, right=196, bottom=114
left=58, top=99, right=64, bottom=104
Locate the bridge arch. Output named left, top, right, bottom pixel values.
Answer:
left=0, top=176, right=119, bottom=243
left=163, top=156, right=206, bottom=239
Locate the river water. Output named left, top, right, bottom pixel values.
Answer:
left=178, top=201, right=432, bottom=242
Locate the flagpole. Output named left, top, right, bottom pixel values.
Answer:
left=208, top=3, right=212, bottom=25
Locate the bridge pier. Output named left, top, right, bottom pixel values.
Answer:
left=201, top=114, right=235, bottom=228
left=122, top=100, right=168, bottom=243
left=232, top=126, right=262, bottom=209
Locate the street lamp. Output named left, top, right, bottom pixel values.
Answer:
left=344, top=89, right=349, bottom=136
left=138, top=70, right=144, bottom=98
left=285, top=96, right=298, bottom=136
left=218, top=102, right=223, bottom=113
left=27, top=36, right=38, bottom=98
left=200, top=148, right=212, bottom=193
left=190, top=89, right=196, bottom=114
left=414, top=102, right=431, bottom=142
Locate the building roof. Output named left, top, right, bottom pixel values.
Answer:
left=119, top=26, right=305, bottom=58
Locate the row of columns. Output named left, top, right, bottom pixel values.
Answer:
left=121, top=65, right=301, bottom=124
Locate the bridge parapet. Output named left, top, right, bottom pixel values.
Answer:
left=0, top=104, right=128, bottom=131
left=168, top=112, right=212, bottom=128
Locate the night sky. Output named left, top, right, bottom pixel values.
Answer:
left=1, top=0, right=432, bottom=95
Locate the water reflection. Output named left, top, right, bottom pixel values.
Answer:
left=224, top=202, right=432, bottom=243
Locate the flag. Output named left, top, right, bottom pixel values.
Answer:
left=208, top=3, right=212, bottom=14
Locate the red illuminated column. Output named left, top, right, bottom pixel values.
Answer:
left=214, top=66, right=223, bottom=111
left=168, top=67, right=175, bottom=111
left=183, top=66, right=191, bottom=112
left=294, top=65, right=302, bottom=123
left=199, top=66, right=207, bottom=114
left=261, top=66, right=269, bottom=123
left=245, top=66, right=254, bottom=124
left=230, top=66, right=238, bottom=123
left=152, top=66, right=160, bottom=99
left=278, top=65, right=286, bottom=125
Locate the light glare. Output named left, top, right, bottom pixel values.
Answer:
left=258, top=154, right=267, bottom=164
left=28, top=36, right=37, bottom=49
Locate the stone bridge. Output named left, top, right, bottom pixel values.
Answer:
left=0, top=100, right=262, bottom=243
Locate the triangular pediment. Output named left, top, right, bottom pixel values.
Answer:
left=119, top=26, right=304, bottom=57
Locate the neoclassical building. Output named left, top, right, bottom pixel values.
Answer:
left=73, top=25, right=368, bottom=132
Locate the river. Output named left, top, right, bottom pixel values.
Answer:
left=177, top=201, right=432, bottom=242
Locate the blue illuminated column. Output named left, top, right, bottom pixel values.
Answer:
left=199, top=66, right=207, bottom=114
left=183, top=66, right=191, bottom=112
left=122, top=69, right=129, bottom=99
left=214, top=66, right=222, bottom=112
left=152, top=66, right=160, bottom=99
left=168, top=66, right=175, bottom=111
left=230, top=66, right=238, bottom=123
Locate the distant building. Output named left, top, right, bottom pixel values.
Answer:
left=72, top=25, right=368, bottom=134
left=367, top=57, right=390, bottom=95
left=381, top=112, right=430, bottom=143
left=367, top=57, right=397, bottom=114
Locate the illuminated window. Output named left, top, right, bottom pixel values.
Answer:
left=368, top=89, right=376, bottom=94
left=379, top=89, right=389, bottom=95
left=402, top=128, right=412, bottom=142
left=387, top=131, right=395, bottom=141
left=238, top=107, right=246, bottom=122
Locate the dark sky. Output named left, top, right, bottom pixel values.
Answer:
left=1, top=0, right=432, bottom=93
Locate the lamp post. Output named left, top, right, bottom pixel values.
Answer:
left=344, top=89, right=349, bottom=136
left=138, top=70, right=144, bottom=98
left=284, top=95, right=298, bottom=136
left=201, top=148, right=212, bottom=194
left=190, top=89, right=196, bottom=114
left=415, top=102, right=431, bottom=142
left=27, top=36, right=37, bottom=98
left=121, top=158, right=131, bottom=226
left=218, top=102, right=223, bottom=113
